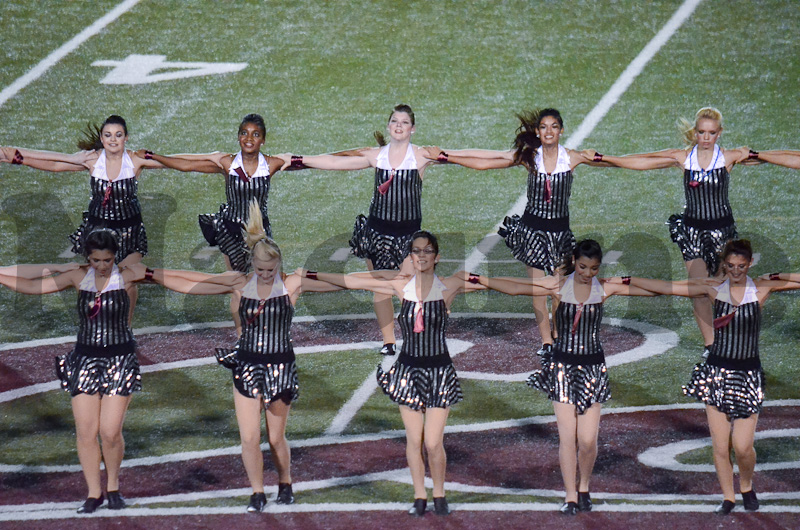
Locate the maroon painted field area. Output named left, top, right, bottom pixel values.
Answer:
left=1, top=318, right=798, bottom=529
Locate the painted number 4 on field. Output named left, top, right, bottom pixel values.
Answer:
left=92, top=54, right=247, bottom=85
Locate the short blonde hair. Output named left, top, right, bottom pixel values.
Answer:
left=679, top=107, right=723, bottom=148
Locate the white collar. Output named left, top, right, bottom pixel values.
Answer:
left=91, top=150, right=136, bottom=182
left=402, top=274, right=447, bottom=302
left=559, top=272, right=605, bottom=305
left=80, top=265, right=124, bottom=292
left=242, top=272, right=287, bottom=300
left=376, top=143, right=417, bottom=171
left=535, top=145, right=571, bottom=175
left=685, top=144, right=726, bottom=171
left=714, top=277, right=758, bottom=306
left=229, top=152, right=271, bottom=179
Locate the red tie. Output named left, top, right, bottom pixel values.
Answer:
left=88, top=292, right=102, bottom=320
left=544, top=176, right=552, bottom=203
left=246, top=299, right=267, bottom=325
left=571, top=303, right=584, bottom=334
left=101, top=185, right=113, bottom=209
left=378, top=169, right=396, bottom=195
left=713, top=308, right=737, bottom=329
left=233, top=166, right=250, bottom=183
left=413, top=301, right=424, bottom=333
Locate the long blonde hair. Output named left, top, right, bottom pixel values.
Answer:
left=243, top=201, right=282, bottom=264
left=679, top=107, right=723, bottom=148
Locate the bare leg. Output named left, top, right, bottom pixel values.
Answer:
left=265, top=399, right=292, bottom=484
left=71, top=394, right=103, bottom=498
left=367, top=258, right=396, bottom=345
left=731, top=414, right=759, bottom=492
left=399, top=406, right=427, bottom=499
left=527, top=266, right=553, bottom=344
left=234, top=389, right=265, bottom=493
left=423, top=407, right=450, bottom=497
left=575, top=403, right=602, bottom=493
left=706, top=405, right=735, bottom=501
left=553, top=401, right=579, bottom=503
left=686, top=259, right=714, bottom=346
left=97, top=395, right=132, bottom=492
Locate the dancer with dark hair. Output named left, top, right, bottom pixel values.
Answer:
left=466, top=239, right=658, bottom=515
left=0, top=229, right=146, bottom=513
left=606, top=239, right=800, bottom=514
left=138, top=203, right=342, bottom=512
left=585, top=107, right=755, bottom=349
left=427, top=110, right=608, bottom=356
left=295, top=231, right=484, bottom=517
left=279, top=105, right=440, bottom=356
left=1, top=115, right=168, bottom=322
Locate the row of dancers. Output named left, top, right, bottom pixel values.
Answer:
left=2, top=104, right=800, bottom=516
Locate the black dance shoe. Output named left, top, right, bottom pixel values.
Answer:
left=741, top=489, right=759, bottom=511
left=536, top=343, right=553, bottom=358
left=379, top=343, right=396, bottom=356
left=433, top=496, right=450, bottom=516
left=408, top=498, right=426, bottom=516
left=77, top=495, right=104, bottom=514
left=577, top=491, right=592, bottom=512
left=106, top=491, right=126, bottom=510
left=246, top=492, right=267, bottom=513
left=714, top=499, right=735, bottom=515
left=276, top=483, right=294, bottom=505
left=559, top=501, right=579, bottom=515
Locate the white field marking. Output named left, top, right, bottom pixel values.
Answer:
left=91, top=54, right=247, bottom=85
left=1, top=400, right=797, bottom=474
left=459, top=317, right=679, bottom=381
left=324, top=339, right=474, bottom=436
left=462, top=0, right=704, bottom=273
left=638, top=428, right=800, bottom=473
left=329, top=247, right=352, bottom=261
left=191, top=246, right=219, bottom=260
left=58, top=246, right=77, bottom=259
left=0, top=0, right=142, bottom=109
left=603, top=250, right=623, bottom=264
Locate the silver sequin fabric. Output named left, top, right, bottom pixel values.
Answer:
left=349, top=214, right=417, bottom=270
left=667, top=214, right=737, bottom=276
left=499, top=215, right=575, bottom=273
left=56, top=350, right=141, bottom=396
left=376, top=299, right=463, bottom=410
left=682, top=363, right=763, bottom=419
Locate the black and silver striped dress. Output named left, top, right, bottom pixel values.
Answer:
left=528, top=273, right=609, bottom=413
left=56, top=266, right=140, bottom=396
left=377, top=275, right=462, bottom=410
left=198, top=152, right=272, bottom=272
left=668, top=145, right=737, bottom=276
left=215, top=274, right=298, bottom=403
left=683, top=278, right=763, bottom=419
left=350, top=144, right=422, bottom=270
left=499, top=145, right=576, bottom=274
left=69, top=150, right=147, bottom=263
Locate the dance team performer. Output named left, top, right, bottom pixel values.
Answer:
left=1, top=115, right=167, bottom=322
left=280, top=104, right=441, bottom=356
left=0, top=229, right=147, bottom=513
left=296, top=230, right=485, bottom=517
left=465, top=239, right=659, bottom=515
left=606, top=239, right=800, bottom=514
left=753, top=149, right=800, bottom=169
left=588, top=107, right=755, bottom=350
left=428, top=109, right=609, bottom=357
left=140, top=203, right=342, bottom=512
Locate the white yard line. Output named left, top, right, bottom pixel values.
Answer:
left=463, top=0, right=704, bottom=272
left=0, top=0, right=142, bottom=109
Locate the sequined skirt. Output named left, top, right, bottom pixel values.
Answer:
left=498, top=215, right=575, bottom=274
left=215, top=348, right=299, bottom=403
left=376, top=359, right=463, bottom=411
left=349, top=214, right=421, bottom=270
left=199, top=209, right=272, bottom=273
left=682, top=362, right=763, bottom=419
left=667, top=214, right=737, bottom=276
left=527, top=360, right=610, bottom=414
left=56, top=350, right=141, bottom=397
left=70, top=212, right=147, bottom=263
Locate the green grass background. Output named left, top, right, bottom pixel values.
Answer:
left=1, top=0, right=799, bottom=501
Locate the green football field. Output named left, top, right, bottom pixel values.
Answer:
left=1, top=0, right=799, bottom=524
